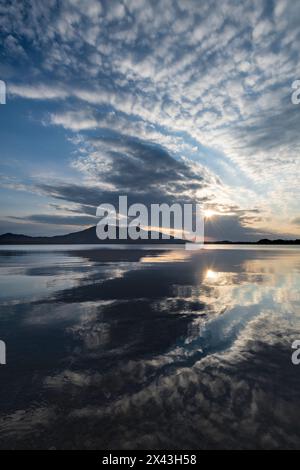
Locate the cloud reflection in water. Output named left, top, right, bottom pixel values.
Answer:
left=0, top=246, right=300, bottom=449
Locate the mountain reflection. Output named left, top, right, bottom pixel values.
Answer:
left=0, top=246, right=300, bottom=449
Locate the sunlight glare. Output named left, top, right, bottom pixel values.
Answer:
left=204, top=209, right=216, bottom=219
left=205, top=269, right=219, bottom=280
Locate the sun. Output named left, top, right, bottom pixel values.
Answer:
left=204, top=209, right=216, bottom=219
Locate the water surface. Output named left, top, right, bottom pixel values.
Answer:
left=0, top=245, right=300, bottom=449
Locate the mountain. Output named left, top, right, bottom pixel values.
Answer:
left=206, top=239, right=300, bottom=244
left=0, top=226, right=186, bottom=245
left=257, top=238, right=300, bottom=244
left=1, top=227, right=300, bottom=245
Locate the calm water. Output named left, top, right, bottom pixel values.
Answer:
left=0, top=245, right=300, bottom=449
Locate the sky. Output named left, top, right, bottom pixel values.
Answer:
left=0, top=0, right=299, bottom=241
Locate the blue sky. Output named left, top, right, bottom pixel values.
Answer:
left=0, top=0, right=299, bottom=240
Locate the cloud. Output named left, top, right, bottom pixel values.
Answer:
left=11, top=214, right=98, bottom=226
left=205, top=213, right=270, bottom=241
left=72, top=134, right=207, bottom=194
left=1, top=0, right=300, bottom=237
left=291, top=217, right=300, bottom=226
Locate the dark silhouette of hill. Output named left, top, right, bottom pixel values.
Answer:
left=257, top=238, right=300, bottom=245
left=0, top=226, right=186, bottom=245
left=205, top=239, right=300, bottom=245
left=0, top=226, right=300, bottom=245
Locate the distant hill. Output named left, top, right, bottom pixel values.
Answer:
left=257, top=238, right=300, bottom=245
left=206, top=239, right=300, bottom=245
left=0, top=226, right=186, bottom=245
left=0, top=227, right=300, bottom=245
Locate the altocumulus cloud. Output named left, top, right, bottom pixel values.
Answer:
left=0, top=0, right=300, bottom=239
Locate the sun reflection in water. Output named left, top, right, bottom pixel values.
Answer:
left=205, top=269, right=219, bottom=281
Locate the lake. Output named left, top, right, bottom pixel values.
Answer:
left=0, top=245, right=300, bottom=449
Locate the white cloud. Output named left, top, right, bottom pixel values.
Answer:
left=2, top=0, right=300, bottom=236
